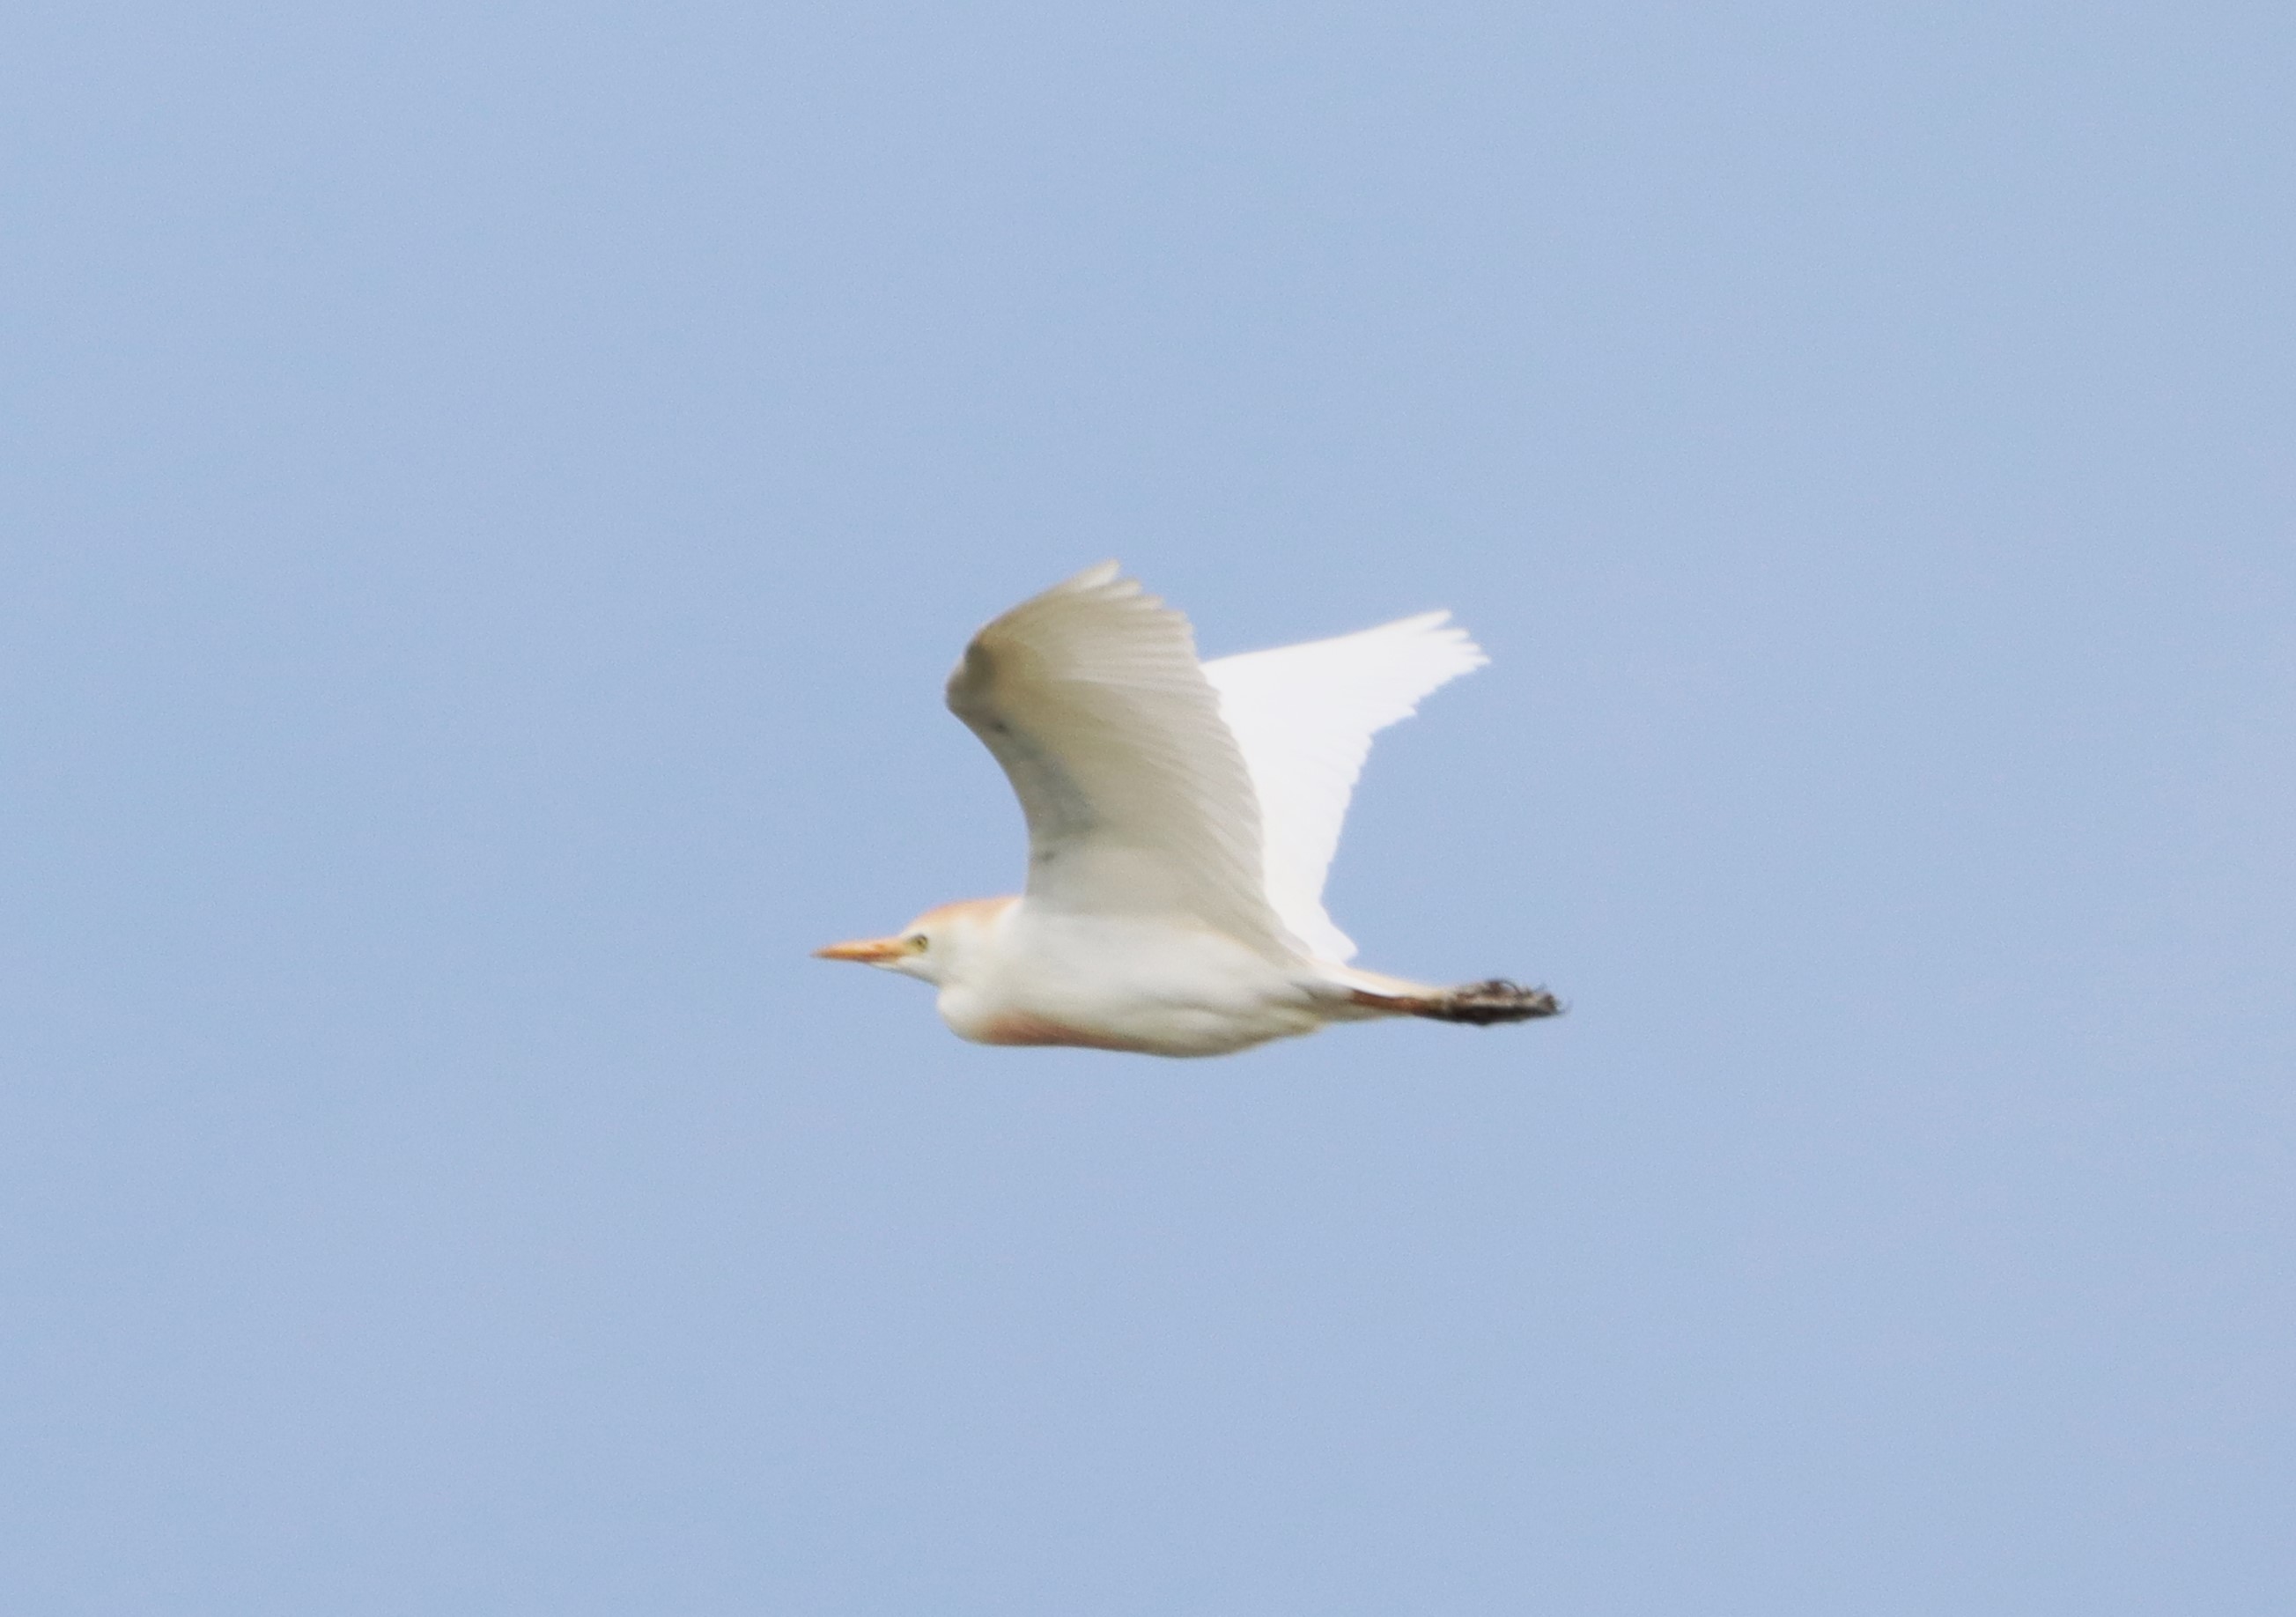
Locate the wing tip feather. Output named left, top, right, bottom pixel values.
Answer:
left=1365, top=609, right=1491, bottom=682
left=1059, top=559, right=1127, bottom=594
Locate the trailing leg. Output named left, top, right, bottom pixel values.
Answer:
left=1340, top=973, right=1563, bottom=1025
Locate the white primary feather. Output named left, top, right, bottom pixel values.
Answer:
left=1202, top=611, right=1488, bottom=962
left=944, top=563, right=1297, bottom=961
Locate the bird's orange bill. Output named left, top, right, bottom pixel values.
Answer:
left=813, top=935, right=909, bottom=963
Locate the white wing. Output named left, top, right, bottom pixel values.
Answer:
left=946, top=563, right=1298, bottom=959
left=1202, top=611, right=1487, bottom=962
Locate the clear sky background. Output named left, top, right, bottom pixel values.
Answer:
left=5, top=4, right=2292, bottom=1612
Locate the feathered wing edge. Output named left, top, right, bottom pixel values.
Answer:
left=945, top=562, right=1299, bottom=959
left=1201, top=610, right=1488, bottom=961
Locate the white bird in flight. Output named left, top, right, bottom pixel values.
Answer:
left=815, top=563, right=1561, bottom=1057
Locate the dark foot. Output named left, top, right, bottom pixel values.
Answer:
left=1431, top=979, right=1563, bottom=1025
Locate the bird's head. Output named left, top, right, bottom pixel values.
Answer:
left=812, top=896, right=1015, bottom=987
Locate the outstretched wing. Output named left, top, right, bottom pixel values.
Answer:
left=945, top=563, right=1298, bottom=959
left=1202, top=611, right=1487, bottom=962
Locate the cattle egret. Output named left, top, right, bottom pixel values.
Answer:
left=815, top=563, right=1562, bottom=1057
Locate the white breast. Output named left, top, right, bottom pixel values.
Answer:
left=935, top=907, right=1326, bottom=1057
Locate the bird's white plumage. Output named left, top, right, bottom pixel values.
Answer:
left=943, top=562, right=1297, bottom=961
left=819, top=561, right=1556, bottom=1056
left=1203, top=611, right=1487, bottom=961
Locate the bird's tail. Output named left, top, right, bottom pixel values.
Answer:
left=1325, top=965, right=1562, bottom=1025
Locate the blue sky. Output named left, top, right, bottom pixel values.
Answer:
left=5, top=4, right=2292, bottom=1612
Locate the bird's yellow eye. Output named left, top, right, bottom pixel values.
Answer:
left=908, top=934, right=929, bottom=951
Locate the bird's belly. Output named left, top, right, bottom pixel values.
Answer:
left=949, top=996, right=1318, bottom=1057
left=964, top=1009, right=1148, bottom=1052
left=938, top=917, right=1322, bottom=1058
